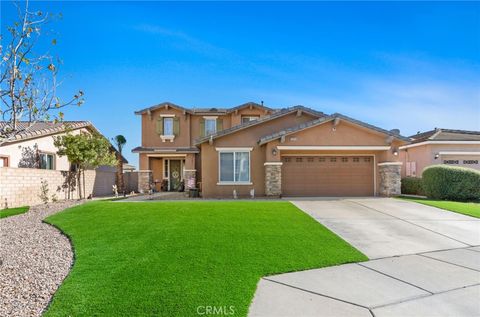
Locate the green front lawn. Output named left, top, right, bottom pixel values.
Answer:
left=0, top=206, right=29, bottom=219
left=400, top=196, right=480, bottom=218
left=44, top=201, right=366, bottom=317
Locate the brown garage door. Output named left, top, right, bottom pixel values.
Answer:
left=282, top=156, right=374, bottom=196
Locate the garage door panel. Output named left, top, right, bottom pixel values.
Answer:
left=282, top=156, right=374, bottom=196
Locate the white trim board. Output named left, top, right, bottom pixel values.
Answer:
left=215, top=147, right=253, bottom=152
left=438, top=151, right=480, bottom=156
left=276, top=145, right=390, bottom=151
left=399, top=141, right=480, bottom=149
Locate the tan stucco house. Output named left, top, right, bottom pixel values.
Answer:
left=399, top=129, right=480, bottom=178
left=133, top=102, right=410, bottom=197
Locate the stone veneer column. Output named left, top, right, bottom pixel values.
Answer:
left=264, top=162, right=282, bottom=196
left=378, top=162, right=402, bottom=196
left=184, top=170, right=196, bottom=190
left=137, top=170, right=153, bottom=193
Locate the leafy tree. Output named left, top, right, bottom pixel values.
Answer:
left=54, top=132, right=116, bottom=199
left=113, top=135, right=126, bottom=192
left=0, top=0, right=84, bottom=143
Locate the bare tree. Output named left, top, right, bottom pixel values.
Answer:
left=0, top=0, right=84, bottom=142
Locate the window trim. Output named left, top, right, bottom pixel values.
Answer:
left=204, top=117, right=217, bottom=136
left=241, top=115, right=260, bottom=124
left=162, top=117, right=174, bottom=136
left=0, top=155, right=9, bottom=167
left=217, top=149, right=252, bottom=185
left=38, top=151, right=55, bottom=170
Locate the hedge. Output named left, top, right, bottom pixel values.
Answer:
left=401, top=177, right=424, bottom=196
left=422, top=165, right=480, bottom=201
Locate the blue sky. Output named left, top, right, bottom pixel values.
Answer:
left=2, top=1, right=479, bottom=166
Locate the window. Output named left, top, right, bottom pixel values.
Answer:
left=341, top=157, right=348, bottom=163
left=164, top=159, right=169, bottom=178
left=163, top=117, right=174, bottom=135
left=39, top=153, right=54, bottom=170
left=0, top=156, right=8, bottom=167
left=307, top=157, right=314, bottom=162
left=364, top=157, right=371, bottom=162
left=353, top=157, right=360, bottom=163
left=283, top=157, right=291, bottom=162
left=296, top=157, right=303, bottom=162
left=330, top=157, right=337, bottom=162
left=219, top=151, right=250, bottom=183
left=319, top=157, right=325, bottom=162
left=241, top=116, right=259, bottom=124
left=205, top=118, right=217, bottom=136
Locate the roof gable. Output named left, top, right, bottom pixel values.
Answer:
left=258, top=113, right=410, bottom=145
left=410, top=128, right=480, bottom=143
left=194, top=106, right=324, bottom=145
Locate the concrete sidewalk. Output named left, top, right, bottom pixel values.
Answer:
left=249, top=247, right=480, bottom=317
left=249, top=198, right=480, bottom=316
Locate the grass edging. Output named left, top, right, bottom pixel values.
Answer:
left=398, top=196, right=480, bottom=219
left=42, top=201, right=367, bottom=317
left=0, top=206, right=29, bottom=219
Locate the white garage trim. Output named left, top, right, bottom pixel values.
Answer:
left=438, top=151, right=480, bottom=156
left=277, top=145, right=390, bottom=151
left=264, top=162, right=283, bottom=166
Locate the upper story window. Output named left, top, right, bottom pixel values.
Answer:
left=39, top=152, right=54, bottom=170
left=163, top=117, right=174, bottom=136
left=205, top=118, right=217, bottom=136
left=241, top=116, right=259, bottom=124
left=156, top=115, right=179, bottom=142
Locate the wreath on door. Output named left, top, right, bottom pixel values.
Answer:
left=172, top=171, right=179, bottom=178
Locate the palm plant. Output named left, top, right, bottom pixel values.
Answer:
left=113, top=135, right=127, bottom=192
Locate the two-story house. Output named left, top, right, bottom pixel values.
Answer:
left=133, top=101, right=410, bottom=197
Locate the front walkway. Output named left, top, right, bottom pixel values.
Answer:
left=249, top=198, right=480, bottom=316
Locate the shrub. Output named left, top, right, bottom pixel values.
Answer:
left=401, top=177, right=424, bottom=196
left=422, top=165, right=480, bottom=201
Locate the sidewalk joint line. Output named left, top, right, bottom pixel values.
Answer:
left=262, top=277, right=371, bottom=310
left=347, top=200, right=472, bottom=247
left=418, top=254, right=480, bottom=272
left=356, top=263, right=434, bottom=295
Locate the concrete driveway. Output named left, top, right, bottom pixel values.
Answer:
left=249, top=198, right=480, bottom=317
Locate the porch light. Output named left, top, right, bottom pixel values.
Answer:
left=434, top=153, right=439, bottom=159
left=272, top=148, right=278, bottom=156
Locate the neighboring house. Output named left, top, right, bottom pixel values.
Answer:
left=0, top=121, right=125, bottom=170
left=0, top=121, right=127, bottom=207
left=399, top=128, right=480, bottom=177
left=133, top=101, right=408, bottom=197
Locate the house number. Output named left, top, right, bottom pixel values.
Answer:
left=443, top=160, right=459, bottom=164
left=463, top=160, right=478, bottom=164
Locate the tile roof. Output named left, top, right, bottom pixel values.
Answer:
left=258, top=113, right=410, bottom=145
left=194, top=105, right=325, bottom=145
left=0, top=121, right=128, bottom=163
left=0, top=121, right=92, bottom=143
left=410, top=128, right=480, bottom=143
left=331, top=113, right=411, bottom=142
left=134, top=101, right=274, bottom=116
left=258, top=116, right=335, bottom=145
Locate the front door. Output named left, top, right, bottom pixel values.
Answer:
left=169, top=160, right=182, bottom=191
